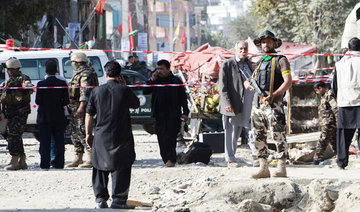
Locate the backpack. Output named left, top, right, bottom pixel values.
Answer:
left=177, top=142, right=213, bottom=165
left=0, top=78, right=26, bottom=105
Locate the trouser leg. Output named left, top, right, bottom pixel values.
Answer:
left=244, top=127, right=257, bottom=156
left=51, top=123, right=65, bottom=168
left=50, top=137, right=56, bottom=166
left=251, top=105, right=269, bottom=159
left=356, top=129, right=360, bottom=150
left=156, top=121, right=168, bottom=164
left=111, top=166, right=132, bottom=204
left=269, top=101, right=288, bottom=159
left=336, top=128, right=355, bottom=168
left=69, top=104, right=88, bottom=154
left=314, top=124, right=336, bottom=161
left=39, top=124, right=52, bottom=168
left=223, top=115, right=241, bottom=162
left=7, top=114, right=27, bottom=156
left=155, top=119, right=181, bottom=164
left=92, top=167, right=110, bottom=203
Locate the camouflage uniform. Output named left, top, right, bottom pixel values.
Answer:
left=314, top=89, right=337, bottom=161
left=250, top=55, right=290, bottom=160
left=0, top=74, right=32, bottom=156
left=69, top=65, right=98, bottom=153
left=251, top=97, right=288, bottom=159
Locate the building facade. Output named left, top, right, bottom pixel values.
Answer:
left=207, top=0, right=251, bottom=35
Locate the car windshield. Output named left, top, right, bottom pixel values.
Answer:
left=63, top=56, right=104, bottom=79
left=122, top=71, right=147, bottom=85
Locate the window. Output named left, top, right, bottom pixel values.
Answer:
left=156, top=14, right=171, bottom=28
left=123, top=74, right=146, bottom=85
left=63, top=56, right=104, bottom=79
left=19, top=58, right=58, bottom=80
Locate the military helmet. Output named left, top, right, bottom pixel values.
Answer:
left=70, top=52, right=88, bottom=63
left=5, top=57, right=22, bottom=69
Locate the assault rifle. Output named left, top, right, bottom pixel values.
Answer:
left=239, top=68, right=276, bottom=120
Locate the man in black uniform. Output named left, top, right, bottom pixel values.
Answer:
left=144, top=60, right=189, bottom=167
left=85, top=61, right=139, bottom=209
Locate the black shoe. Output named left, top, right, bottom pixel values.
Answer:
left=98, top=201, right=108, bottom=209
left=338, top=166, right=345, bottom=170
left=110, top=202, right=135, bottom=209
left=312, top=160, right=320, bottom=165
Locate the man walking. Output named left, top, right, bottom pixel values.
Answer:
left=36, top=60, right=70, bottom=169
left=245, top=30, right=292, bottom=178
left=85, top=61, right=139, bottom=209
left=333, top=37, right=360, bottom=169
left=144, top=60, right=189, bottom=167
left=219, top=41, right=257, bottom=168
left=313, top=81, right=337, bottom=165
left=66, top=52, right=99, bottom=168
left=0, top=57, right=33, bottom=170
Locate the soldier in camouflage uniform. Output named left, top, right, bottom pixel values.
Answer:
left=0, top=58, right=33, bottom=170
left=244, top=31, right=292, bottom=178
left=65, top=52, right=99, bottom=168
left=313, top=82, right=337, bottom=164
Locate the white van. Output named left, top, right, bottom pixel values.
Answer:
left=0, top=49, right=109, bottom=139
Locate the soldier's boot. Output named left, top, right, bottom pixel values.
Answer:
left=250, top=158, right=270, bottom=179
left=19, top=153, right=28, bottom=170
left=65, top=153, right=83, bottom=168
left=78, top=152, right=92, bottom=168
left=4, top=155, right=20, bottom=171
left=272, top=158, right=287, bottom=178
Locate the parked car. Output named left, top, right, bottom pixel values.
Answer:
left=121, top=69, right=155, bottom=134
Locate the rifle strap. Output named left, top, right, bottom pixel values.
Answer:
left=269, top=57, right=276, bottom=99
left=252, top=61, right=263, bottom=79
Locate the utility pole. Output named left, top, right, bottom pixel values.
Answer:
left=136, top=0, right=145, bottom=32
left=186, top=11, right=190, bottom=51
left=197, top=13, right=201, bottom=46
left=169, top=0, right=173, bottom=51
left=122, top=0, right=129, bottom=59
left=152, top=0, right=157, bottom=51
left=54, top=25, right=57, bottom=47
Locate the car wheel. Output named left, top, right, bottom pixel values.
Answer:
left=142, top=124, right=156, bottom=135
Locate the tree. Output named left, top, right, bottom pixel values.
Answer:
left=197, top=13, right=258, bottom=50
left=0, top=0, right=60, bottom=46
left=199, top=29, right=233, bottom=49
left=252, top=0, right=357, bottom=52
left=228, top=13, right=258, bottom=43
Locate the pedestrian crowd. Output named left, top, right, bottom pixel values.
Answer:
left=0, top=31, right=359, bottom=208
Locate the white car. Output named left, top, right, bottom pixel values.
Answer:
left=0, top=49, right=109, bottom=139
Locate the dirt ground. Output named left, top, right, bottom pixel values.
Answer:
left=1, top=125, right=360, bottom=212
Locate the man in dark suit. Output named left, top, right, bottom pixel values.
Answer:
left=85, top=61, right=139, bottom=209
left=143, top=60, right=189, bottom=167
left=35, top=60, right=70, bottom=169
left=219, top=41, right=257, bottom=168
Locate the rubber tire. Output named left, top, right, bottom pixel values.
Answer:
left=142, top=124, right=156, bottom=135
